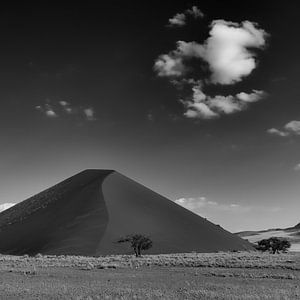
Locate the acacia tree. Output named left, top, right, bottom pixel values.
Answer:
left=117, top=234, right=153, bottom=257
left=256, top=237, right=291, bottom=254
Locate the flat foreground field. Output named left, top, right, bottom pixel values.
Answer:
left=0, top=252, right=300, bottom=299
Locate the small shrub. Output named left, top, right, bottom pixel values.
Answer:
left=22, top=266, right=37, bottom=276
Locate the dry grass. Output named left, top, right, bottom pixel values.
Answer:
left=0, top=251, right=300, bottom=299
left=1, top=251, right=299, bottom=270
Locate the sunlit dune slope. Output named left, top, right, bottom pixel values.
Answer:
left=0, top=170, right=252, bottom=255
left=237, top=224, right=300, bottom=252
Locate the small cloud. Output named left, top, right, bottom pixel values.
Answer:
left=59, top=100, right=74, bottom=114
left=59, top=100, right=69, bottom=106
left=168, top=6, right=204, bottom=27
left=154, top=54, right=186, bottom=77
left=207, top=200, right=217, bottom=205
left=175, top=198, right=187, bottom=204
left=174, top=196, right=209, bottom=210
left=35, top=104, right=58, bottom=118
left=83, top=107, right=96, bottom=121
left=229, top=204, right=240, bottom=208
left=294, top=163, right=300, bottom=171
left=0, top=203, right=15, bottom=212
left=168, top=13, right=186, bottom=27
left=186, top=6, right=204, bottom=19
left=45, top=110, right=58, bottom=118
left=184, top=101, right=218, bottom=119
left=64, top=107, right=73, bottom=114
left=174, top=197, right=249, bottom=213
left=182, top=83, right=267, bottom=119
left=267, top=120, right=300, bottom=137
left=209, top=95, right=243, bottom=114
left=284, top=120, right=300, bottom=135
left=36, top=100, right=96, bottom=121
left=236, top=90, right=267, bottom=103
left=267, top=128, right=289, bottom=137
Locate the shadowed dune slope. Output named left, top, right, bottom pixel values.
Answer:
left=0, top=170, right=112, bottom=256
left=0, top=170, right=252, bottom=255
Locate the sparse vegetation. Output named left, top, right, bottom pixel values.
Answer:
left=256, top=237, right=291, bottom=254
left=0, top=252, right=299, bottom=299
left=117, top=234, right=153, bottom=257
left=0, top=251, right=299, bottom=270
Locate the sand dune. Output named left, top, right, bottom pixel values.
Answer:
left=0, top=170, right=252, bottom=255
left=237, top=225, right=300, bottom=252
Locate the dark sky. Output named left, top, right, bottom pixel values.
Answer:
left=0, top=1, right=299, bottom=231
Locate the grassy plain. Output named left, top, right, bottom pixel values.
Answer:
left=0, top=251, right=299, bottom=299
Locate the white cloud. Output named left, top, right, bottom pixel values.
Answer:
left=154, top=19, right=268, bottom=120
left=183, top=84, right=217, bottom=119
left=184, top=102, right=218, bottom=119
left=204, top=20, right=267, bottom=84
left=35, top=103, right=58, bottom=118
left=59, top=100, right=69, bottom=106
left=83, top=107, right=96, bottom=121
left=236, top=90, right=267, bottom=103
left=284, top=121, right=300, bottom=135
left=168, top=13, right=186, bottom=27
left=294, top=163, right=300, bottom=171
left=186, top=6, right=204, bottom=19
left=267, top=128, right=289, bottom=137
left=45, top=110, right=57, bottom=117
left=59, top=100, right=74, bottom=114
left=209, top=95, right=243, bottom=114
left=174, top=197, right=250, bottom=213
left=229, top=204, right=240, bottom=208
left=0, top=203, right=15, bottom=213
left=175, top=197, right=209, bottom=210
left=154, top=54, right=186, bottom=77
left=156, top=20, right=267, bottom=82
left=168, top=6, right=204, bottom=27
left=169, top=20, right=267, bottom=84
left=182, top=84, right=267, bottom=119
left=267, top=120, right=300, bottom=137
left=176, top=40, right=204, bottom=57
left=36, top=100, right=96, bottom=121
left=64, top=107, right=73, bottom=114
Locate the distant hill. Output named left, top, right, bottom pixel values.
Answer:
left=0, top=170, right=252, bottom=256
left=236, top=223, right=300, bottom=252
left=292, top=222, right=300, bottom=230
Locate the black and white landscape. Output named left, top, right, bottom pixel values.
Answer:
left=0, top=170, right=252, bottom=256
left=0, top=1, right=299, bottom=299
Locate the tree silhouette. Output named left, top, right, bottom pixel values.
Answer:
left=256, top=237, right=291, bottom=254
left=117, top=234, right=153, bottom=257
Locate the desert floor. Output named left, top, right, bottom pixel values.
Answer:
left=0, top=252, right=299, bottom=299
